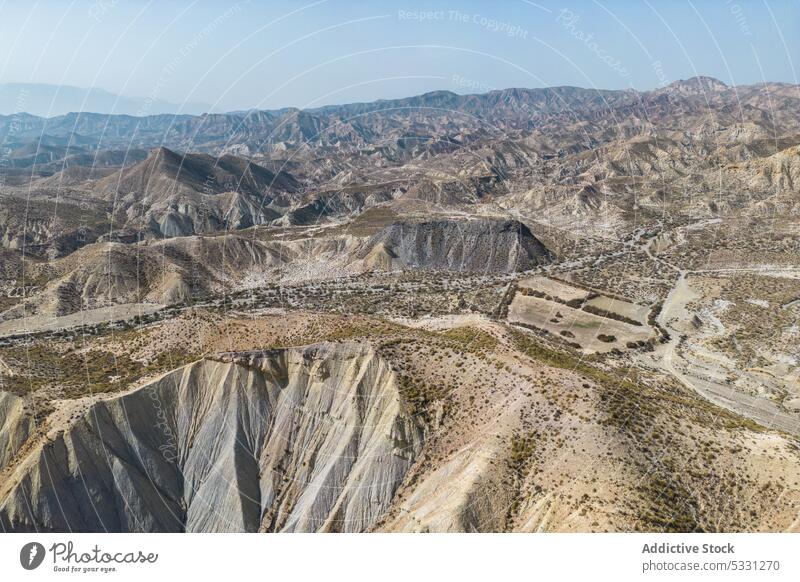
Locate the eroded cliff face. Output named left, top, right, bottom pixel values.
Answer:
left=360, top=219, right=552, bottom=274
left=0, top=390, right=33, bottom=472
left=0, top=343, right=424, bottom=532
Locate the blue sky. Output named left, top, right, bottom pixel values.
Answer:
left=0, top=0, right=797, bottom=112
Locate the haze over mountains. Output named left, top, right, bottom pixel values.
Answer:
left=2, top=76, right=800, bottom=533
left=0, top=83, right=211, bottom=117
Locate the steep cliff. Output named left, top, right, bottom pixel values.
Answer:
left=0, top=343, right=424, bottom=532
left=360, top=219, right=552, bottom=273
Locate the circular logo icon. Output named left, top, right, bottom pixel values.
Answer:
left=20, top=542, right=46, bottom=570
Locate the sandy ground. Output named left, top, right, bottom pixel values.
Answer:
left=0, top=303, right=164, bottom=337
left=517, top=275, right=591, bottom=302
left=584, top=295, right=649, bottom=324
left=507, top=294, right=653, bottom=354
left=653, top=272, right=800, bottom=435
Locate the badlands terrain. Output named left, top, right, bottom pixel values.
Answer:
left=1, top=76, right=800, bottom=532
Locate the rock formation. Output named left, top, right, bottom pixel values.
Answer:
left=0, top=343, right=424, bottom=532
left=361, top=219, right=552, bottom=273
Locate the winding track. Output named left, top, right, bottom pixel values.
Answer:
left=646, top=232, right=800, bottom=435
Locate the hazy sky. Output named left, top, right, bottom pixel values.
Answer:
left=0, top=0, right=798, bottom=112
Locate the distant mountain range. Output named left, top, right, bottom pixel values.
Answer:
left=2, top=76, right=797, bottom=159
left=2, top=75, right=799, bottom=255
left=0, top=83, right=211, bottom=117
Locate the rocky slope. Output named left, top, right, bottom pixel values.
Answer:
left=0, top=343, right=424, bottom=532
left=95, top=147, right=301, bottom=237
left=0, top=391, right=33, bottom=471
left=0, top=231, right=366, bottom=321
left=360, top=219, right=552, bottom=273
